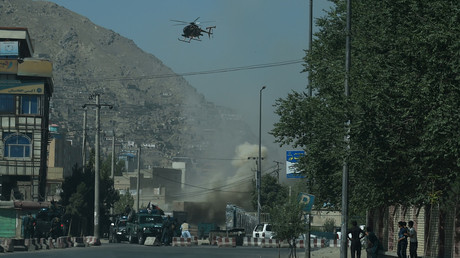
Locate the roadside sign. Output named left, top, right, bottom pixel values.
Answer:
left=298, top=192, right=315, bottom=212
left=286, top=150, right=305, bottom=178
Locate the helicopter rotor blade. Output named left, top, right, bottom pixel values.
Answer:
left=170, top=19, right=189, bottom=24
left=193, top=17, right=200, bottom=23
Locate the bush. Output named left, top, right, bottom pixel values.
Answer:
left=323, top=218, right=336, bottom=232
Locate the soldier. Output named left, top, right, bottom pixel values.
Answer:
left=50, top=216, right=62, bottom=239
left=23, top=212, right=34, bottom=239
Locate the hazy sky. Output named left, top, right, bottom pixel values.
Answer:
left=47, top=0, right=334, bottom=171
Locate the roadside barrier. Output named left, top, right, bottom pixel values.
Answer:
left=172, top=237, right=192, bottom=247
left=217, top=237, right=236, bottom=247
left=311, top=237, right=326, bottom=248
left=24, top=238, right=39, bottom=251
left=242, top=237, right=260, bottom=247
left=56, top=236, right=67, bottom=248
left=209, top=235, right=218, bottom=246
left=72, top=237, right=85, bottom=247
left=296, top=239, right=305, bottom=249
left=85, top=236, right=101, bottom=246
left=260, top=238, right=278, bottom=248
left=0, top=238, right=15, bottom=252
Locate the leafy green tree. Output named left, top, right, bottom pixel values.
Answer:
left=61, top=164, right=94, bottom=236
left=269, top=197, right=306, bottom=258
left=65, top=182, right=88, bottom=236
left=272, top=0, right=460, bottom=215
left=114, top=191, right=134, bottom=215
left=252, top=174, right=288, bottom=212
left=101, top=157, right=125, bottom=177
left=60, top=154, right=120, bottom=236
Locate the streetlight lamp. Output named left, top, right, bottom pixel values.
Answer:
left=257, top=85, right=266, bottom=224
left=82, top=94, right=113, bottom=239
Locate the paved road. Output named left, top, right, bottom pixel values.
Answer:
left=0, top=242, right=303, bottom=258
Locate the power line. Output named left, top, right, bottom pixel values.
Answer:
left=59, top=59, right=304, bottom=83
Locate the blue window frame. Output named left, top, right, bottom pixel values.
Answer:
left=21, top=95, right=40, bottom=114
left=3, top=133, right=32, bottom=159
left=0, top=94, right=15, bottom=114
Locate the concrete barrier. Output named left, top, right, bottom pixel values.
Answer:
left=12, top=238, right=27, bottom=251
left=24, top=238, right=39, bottom=251
left=243, top=237, right=260, bottom=247
left=48, top=237, right=56, bottom=249
left=72, top=237, right=85, bottom=247
left=39, top=238, right=49, bottom=249
left=209, top=236, right=218, bottom=246
left=172, top=237, right=192, bottom=247
left=144, top=237, right=160, bottom=246
left=311, top=237, right=326, bottom=248
left=85, top=236, right=101, bottom=246
left=0, top=238, right=14, bottom=252
left=217, top=237, right=236, bottom=248
left=296, top=239, right=305, bottom=249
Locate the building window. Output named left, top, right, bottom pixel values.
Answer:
left=3, top=132, right=32, bottom=159
left=21, top=95, right=40, bottom=115
left=0, top=95, right=15, bottom=114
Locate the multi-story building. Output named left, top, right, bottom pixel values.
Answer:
left=0, top=27, right=54, bottom=201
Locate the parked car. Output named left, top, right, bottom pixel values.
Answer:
left=252, top=223, right=273, bottom=239
left=109, top=215, right=129, bottom=243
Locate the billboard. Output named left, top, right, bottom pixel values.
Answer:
left=0, top=41, right=19, bottom=56
left=286, top=150, right=305, bottom=178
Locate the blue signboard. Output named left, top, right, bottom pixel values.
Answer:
left=286, top=150, right=305, bottom=178
left=298, top=192, right=315, bottom=212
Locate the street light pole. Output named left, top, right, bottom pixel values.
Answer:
left=341, top=0, right=351, bottom=257
left=257, top=85, right=266, bottom=224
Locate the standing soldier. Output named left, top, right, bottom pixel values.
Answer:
left=50, top=216, right=62, bottom=239
left=23, top=212, right=34, bottom=238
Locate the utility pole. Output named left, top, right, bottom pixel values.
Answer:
left=82, top=109, right=87, bottom=174
left=136, top=146, right=141, bottom=212
left=257, top=86, right=266, bottom=224
left=341, top=0, right=351, bottom=257
left=110, top=130, right=115, bottom=216
left=308, top=0, right=313, bottom=97
left=111, top=130, right=115, bottom=180
left=273, top=161, right=283, bottom=183
left=83, top=94, right=113, bottom=239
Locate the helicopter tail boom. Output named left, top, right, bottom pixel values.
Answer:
left=202, top=26, right=216, bottom=38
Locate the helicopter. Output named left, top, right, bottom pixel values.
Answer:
left=171, top=17, right=216, bottom=43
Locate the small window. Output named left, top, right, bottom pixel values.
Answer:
left=3, top=132, right=32, bottom=159
left=0, top=95, right=15, bottom=114
left=21, top=95, right=40, bottom=115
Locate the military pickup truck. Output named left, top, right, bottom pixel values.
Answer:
left=126, top=210, right=164, bottom=245
left=109, top=215, right=129, bottom=243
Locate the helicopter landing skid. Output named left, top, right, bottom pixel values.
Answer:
left=178, top=37, right=201, bottom=43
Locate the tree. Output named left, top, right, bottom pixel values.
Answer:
left=114, top=191, right=134, bottom=215
left=60, top=154, right=120, bottom=236
left=269, top=196, right=306, bottom=258
left=66, top=182, right=88, bottom=236
left=272, top=0, right=460, bottom=215
left=252, top=174, right=288, bottom=212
